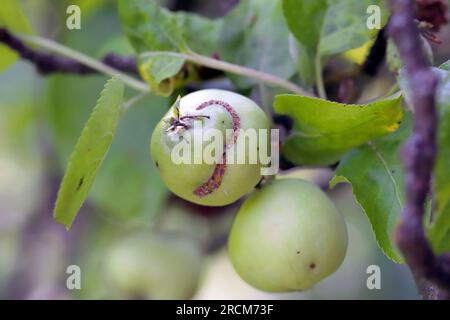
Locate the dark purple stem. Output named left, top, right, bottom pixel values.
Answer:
left=388, top=0, right=450, bottom=299
left=0, top=27, right=137, bottom=75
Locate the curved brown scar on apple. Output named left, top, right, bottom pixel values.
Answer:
left=193, top=100, right=240, bottom=197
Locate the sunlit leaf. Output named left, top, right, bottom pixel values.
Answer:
left=53, top=77, right=124, bottom=229
left=274, top=94, right=403, bottom=165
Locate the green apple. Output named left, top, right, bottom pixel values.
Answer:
left=151, top=89, right=270, bottom=206
left=104, top=231, right=203, bottom=299
left=228, top=178, right=348, bottom=292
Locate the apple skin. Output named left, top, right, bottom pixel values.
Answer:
left=151, top=89, right=270, bottom=206
left=228, top=178, right=348, bottom=292
left=104, top=232, right=203, bottom=299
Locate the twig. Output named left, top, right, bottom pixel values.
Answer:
left=0, top=28, right=149, bottom=92
left=0, top=28, right=137, bottom=74
left=121, top=92, right=148, bottom=111
left=0, top=28, right=138, bottom=75
left=140, top=51, right=311, bottom=96
left=0, top=28, right=221, bottom=83
left=388, top=0, right=450, bottom=299
left=314, top=54, right=327, bottom=99
left=102, top=53, right=138, bottom=74
left=1, top=27, right=310, bottom=96
left=19, top=33, right=150, bottom=92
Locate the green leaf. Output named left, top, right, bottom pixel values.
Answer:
left=48, top=76, right=168, bottom=226
left=274, top=94, right=403, bottom=165
left=118, top=0, right=221, bottom=96
left=0, top=0, right=34, bottom=72
left=218, top=0, right=296, bottom=89
left=53, top=77, right=124, bottom=229
left=330, top=115, right=412, bottom=263
left=282, top=0, right=327, bottom=85
left=89, top=94, right=169, bottom=226
left=283, top=0, right=327, bottom=54
left=428, top=62, right=450, bottom=254
left=318, top=0, right=388, bottom=57
left=395, top=61, right=450, bottom=255
left=118, top=0, right=187, bottom=95
left=138, top=54, right=185, bottom=97
left=47, top=10, right=168, bottom=226
left=430, top=119, right=450, bottom=254
left=283, top=0, right=387, bottom=83
left=288, top=35, right=316, bottom=87
left=179, top=14, right=223, bottom=55
left=118, top=0, right=188, bottom=53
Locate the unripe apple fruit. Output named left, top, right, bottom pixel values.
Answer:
left=228, top=178, right=348, bottom=292
left=104, top=232, right=203, bottom=299
left=151, top=89, right=270, bottom=206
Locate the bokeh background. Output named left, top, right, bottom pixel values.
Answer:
left=2, top=0, right=449, bottom=300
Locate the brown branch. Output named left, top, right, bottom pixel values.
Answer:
left=388, top=0, right=450, bottom=299
left=0, top=27, right=224, bottom=82
left=0, top=27, right=137, bottom=75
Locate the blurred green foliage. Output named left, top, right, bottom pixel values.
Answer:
left=0, top=0, right=425, bottom=300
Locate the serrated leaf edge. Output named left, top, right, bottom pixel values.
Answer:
left=53, top=77, right=124, bottom=229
